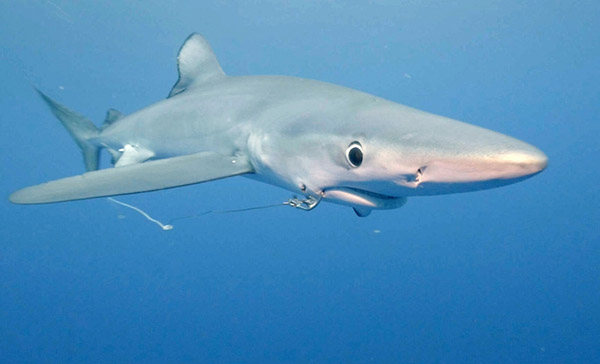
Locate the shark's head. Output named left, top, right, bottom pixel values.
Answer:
left=248, top=80, right=547, bottom=212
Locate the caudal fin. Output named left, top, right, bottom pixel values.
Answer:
left=36, top=89, right=101, bottom=171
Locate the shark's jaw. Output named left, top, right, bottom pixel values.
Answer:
left=321, top=187, right=407, bottom=210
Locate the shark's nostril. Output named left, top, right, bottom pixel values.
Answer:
left=415, top=166, right=427, bottom=182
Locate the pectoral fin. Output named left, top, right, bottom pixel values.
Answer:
left=10, top=152, right=253, bottom=204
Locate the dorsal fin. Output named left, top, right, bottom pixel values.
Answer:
left=168, top=33, right=225, bottom=98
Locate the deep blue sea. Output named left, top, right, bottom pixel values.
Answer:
left=1, top=1, right=598, bottom=363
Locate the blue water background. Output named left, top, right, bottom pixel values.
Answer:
left=1, top=1, right=598, bottom=363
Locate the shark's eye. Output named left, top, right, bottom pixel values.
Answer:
left=346, top=142, right=363, bottom=168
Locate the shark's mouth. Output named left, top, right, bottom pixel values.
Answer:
left=322, top=186, right=407, bottom=210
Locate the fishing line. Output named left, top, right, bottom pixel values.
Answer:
left=167, top=202, right=288, bottom=224
left=108, top=197, right=289, bottom=231
left=108, top=197, right=173, bottom=231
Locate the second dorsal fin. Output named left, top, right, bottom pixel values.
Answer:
left=168, top=33, right=225, bottom=98
left=102, top=108, right=124, bottom=129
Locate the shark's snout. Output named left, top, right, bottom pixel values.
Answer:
left=487, top=142, right=548, bottom=180
left=504, top=146, right=548, bottom=175
left=385, top=128, right=548, bottom=196
left=439, top=142, right=546, bottom=181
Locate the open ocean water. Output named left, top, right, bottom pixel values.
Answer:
left=1, top=1, right=598, bottom=363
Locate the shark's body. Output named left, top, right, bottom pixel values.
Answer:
left=10, top=34, right=548, bottom=216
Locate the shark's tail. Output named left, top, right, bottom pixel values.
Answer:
left=36, top=89, right=101, bottom=171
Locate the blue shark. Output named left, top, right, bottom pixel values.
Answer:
left=10, top=33, right=548, bottom=217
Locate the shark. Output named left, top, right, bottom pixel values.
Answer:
left=9, top=33, right=548, bottom=217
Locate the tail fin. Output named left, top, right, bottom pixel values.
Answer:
left=36, top=89, right=101, bottom=171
